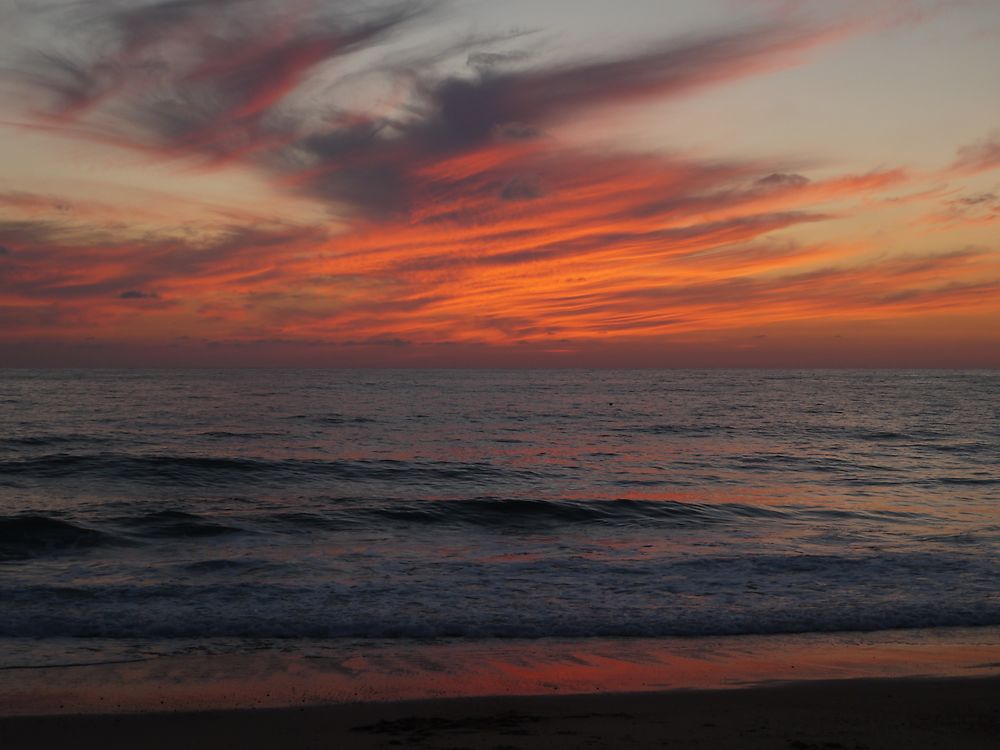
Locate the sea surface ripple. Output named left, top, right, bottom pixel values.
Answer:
left=0, top=369, right=997, bottom=654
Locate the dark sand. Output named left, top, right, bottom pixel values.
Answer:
left=2, top=676, right=997, bottom=749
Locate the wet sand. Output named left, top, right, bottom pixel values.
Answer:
left=1, top=675, right=998, bottom=749
left=2, top=631, right=998, bottom=748
left=3, top=628, right=999, bottom=716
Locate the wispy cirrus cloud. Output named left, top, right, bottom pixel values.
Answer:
left=950, top=131, right=1000, bottom=175
left=5, top=0, right=863, bottom=215
left=1, top=0, right=995, bottom=363
left=920, top=190, right=1000, bottom=228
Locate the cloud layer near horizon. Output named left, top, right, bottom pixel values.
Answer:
left=1, top=0, right=998, bottom=364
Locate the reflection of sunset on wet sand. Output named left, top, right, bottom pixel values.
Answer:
left=4, top=630, right=999, bottom=716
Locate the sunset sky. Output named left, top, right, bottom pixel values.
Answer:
left=1, top=0, right=998, bottom=367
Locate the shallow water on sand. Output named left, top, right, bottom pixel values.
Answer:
left=2, top=628, right=999, bottom=715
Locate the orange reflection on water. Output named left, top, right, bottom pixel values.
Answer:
left=2, top=629, right=997, bottom=716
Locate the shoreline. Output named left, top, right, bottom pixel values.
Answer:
left=1, top=627, right=998, bottom=717
left=2, top=674, right=998, bottom=749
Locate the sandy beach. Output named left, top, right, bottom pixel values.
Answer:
left=2, top=675, right=998, bottom=749
left=2, top=629, right=998, bottom=748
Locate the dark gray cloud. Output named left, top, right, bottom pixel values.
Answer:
left=339, top=336, right=411, bottom=347
left=11, top=0, right=433, bottom=154
left=277, top=23, right=839, bottom=218
left=499, top=176, right=542, bottom=201
left=467, top=50, right=529, bottom=69
left=756, top=172, right=810, bottom=188
left=410, top=27, right=802, bottom=148
left=952, top=131, right=1000, bottom=174
left=934, top=191, right=1000, bottom=224
left=957, top=192, right=997, bottom=206
left=6, top=0, right=840, bottom=221
left=494, top=122, right=542, bottom=141
left=0, top=219, right=53, bottom=243
left=118, top=289, right=160, bottom=299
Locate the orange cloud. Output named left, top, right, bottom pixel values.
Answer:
left=949, top=131, right=1000, bottom=175
left=1, top=0, right=997, bottom=366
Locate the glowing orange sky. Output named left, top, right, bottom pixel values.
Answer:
left=0, top=0, right=998, bottom=366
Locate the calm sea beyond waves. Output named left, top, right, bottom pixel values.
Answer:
left=0, top=369, right=997, bottom=666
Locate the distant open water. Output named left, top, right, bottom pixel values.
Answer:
left=0, top=370, right=997, bottom=659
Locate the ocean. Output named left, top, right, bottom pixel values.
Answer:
left=1, top=369, right=998, bottom=669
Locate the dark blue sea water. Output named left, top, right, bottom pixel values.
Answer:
left=0, top=370, right=997, bottom=664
